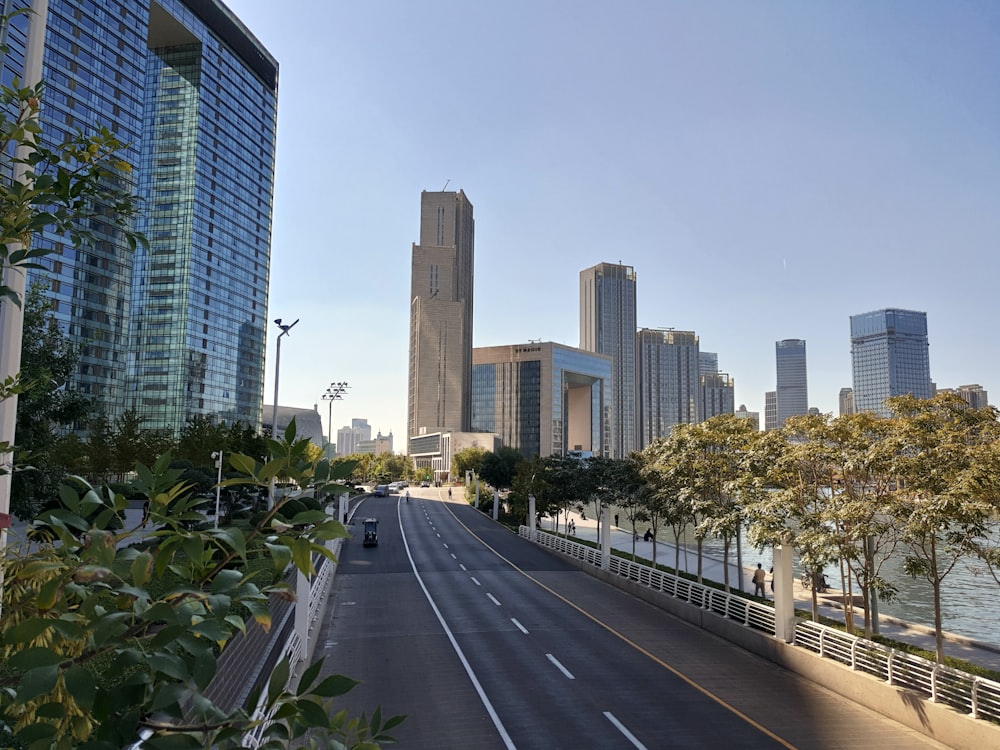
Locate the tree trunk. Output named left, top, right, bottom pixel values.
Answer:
left=697, top=539, right=704, bottom=583
left=931, top=536, right=944, bottom=663
left=723, top=538, right=731, bottom=591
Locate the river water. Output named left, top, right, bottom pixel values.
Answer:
left=686, top=529, right=999, bottom=646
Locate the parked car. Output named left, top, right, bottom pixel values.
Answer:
left=420, top=481, right=430, bottom=487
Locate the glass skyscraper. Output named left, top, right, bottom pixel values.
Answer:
left=580, top=262, right=636, bottom=459
left=2, top=0, right=277, bottom=432
left=775, top=339, right=808, bottom=427
left=850, top=308, right=932, bottom=417
left=636, top=328, right=701, bottom=447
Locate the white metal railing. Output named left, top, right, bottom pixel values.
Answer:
left=242, top=554, right=333, bottom=747
left=520, top=526, right=775, bottom=633
left=794, top=620, right=1000, bottom=722
left=522, top=525, right=1000, bottom=726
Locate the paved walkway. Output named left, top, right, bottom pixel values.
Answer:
left=550, top=508, right=1000, bottom=673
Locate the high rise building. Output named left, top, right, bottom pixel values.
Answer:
left=764, top=391, right=777, bottom=431
left=775, top=339, right=808, bottom=427
left=850, top=308, right=932, bottom=417
left=407, top=190, right=475, bottom=444
left=839, top=387, right=855, bottom=416
left=580, top=262, right=637, bottom=458
left=701, top=372, right=735, bottom=420
left=699, top=352, right=719, bottom=376
left=336, top=418, right=372, bottom=457
left=937, top=384, right=989, bottom=410
left=4, top=1, right=278, bottom=431
left=471, top=342, right=611, bottom=458
left=635, top=328, right=700, bottom=447
left=734, top=404, right=760, bottom=431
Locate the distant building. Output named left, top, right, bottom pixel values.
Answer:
left=357, top=430, right=393, bottom=457
left=734, top=404, right=760, bottom=431
left=701, top=372, right=735, bottom=420
left=699, top=352, right=719, bottom=376
left=407, top=190, right=475, bottom=439
left=336, top=418, right=372, bottom=457
left=471, top=342, right=612, bottom=458
left=262, top=405, right=324, bottom=446
left=409, top=431, right=501, bottom=481
left=764, top=391, right=777, bottom=431
left=937, top=384, right=989, bottom=409
left=776, top=339, right=808, bottom=427
left=580, top=262, right=637, bottom=458
left=635, top=329, right=701, bottom=447
left=850, top=308, right=932, bottom=417
left=839, top=387, right=855, bottom=416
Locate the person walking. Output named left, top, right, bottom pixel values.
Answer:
left=753, top=563, right=767, bottom=598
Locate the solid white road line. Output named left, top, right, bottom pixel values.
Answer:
left=546, top=653, right=574, bottom=680
left=511, top=618, right=529, bottom=634
left=487, top=593, right=502, bottom=606
left=397, top=503, right=517, bottom=749
left=603, top=712, right=648, bottom=750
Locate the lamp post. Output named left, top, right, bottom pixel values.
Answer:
left=211, top=450, right=223, bottom=528
left=322, top=381, right=348, bottom=458
left=269, top=317, right=298, bottom=509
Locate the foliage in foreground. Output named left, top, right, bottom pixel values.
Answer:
left=0, top=424, right=404, bottom=749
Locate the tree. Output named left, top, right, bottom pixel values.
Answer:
left=639, top=436, right=691, bottom=569
left=586, top=456, right=644, bottom=558
left=9, top=281, right=92, bottom=519
left=478, top=447, right=523, bottom=495
left=887, top=393, right=1000, bottom=662
left=0, top=433, right=402, bottom=747
left=452, top=446, right=487, bottom=481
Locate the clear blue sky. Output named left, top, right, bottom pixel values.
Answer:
left=226, top=0, right=1000, bottom=442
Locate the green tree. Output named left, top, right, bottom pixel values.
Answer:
left=9, top=281, right=92, bottom=519
left=639, top=437, right=693, bottom=570
left=887, top=393, right=1000, bottom=662
left=0, top=433, right=401, bottom=747
left=478, top=446, right=523, bottom=495
left=452, top=446, right=487, bottom=482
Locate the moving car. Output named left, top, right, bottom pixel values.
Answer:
left=420, top=481, right=430, bottom=487
left=362, top=518, right=378, bottom=546
left=374, top=485, right=389, bottom=497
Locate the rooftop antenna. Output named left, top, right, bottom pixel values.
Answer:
left=442, top=179, right=451, bottom=191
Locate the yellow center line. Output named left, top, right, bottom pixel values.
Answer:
left=444, top=505, right=797, bottom=750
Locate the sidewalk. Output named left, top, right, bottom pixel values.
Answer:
left=551, top=509, right=1000, bottom=673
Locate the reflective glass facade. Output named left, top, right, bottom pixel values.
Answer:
left=850, top=308, right=932, bottom=417
left=775, top=339, right=808, bottom=427
left=636, top=328, right=700, bottom=447
left=5, top=1, right=276, bottom=431
left=472, top=343, right=610, bottom=459
left=580, top=263, right=637, bottom=458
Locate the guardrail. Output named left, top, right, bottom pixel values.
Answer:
left=520, top=526, right=775, bottom=633
left=521, top=525, right=1000, bottom=725
left=795, top=620, right=1000, bottom=723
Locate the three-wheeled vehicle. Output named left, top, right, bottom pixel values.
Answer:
left=362, top=517, right=378, bottom=547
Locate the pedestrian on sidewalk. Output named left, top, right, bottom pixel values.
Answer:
left=614, top=513, right=619, bottom=527
left=753, top=563, right=767, bottom=598
left=643, top=528, right=653, bottom=542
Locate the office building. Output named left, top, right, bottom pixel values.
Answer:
left=336, top=418, right=372, bottom=457
left=764, top=391, right=777, bottom=431
left=734, top=404, right=760, bottom=432
left=580, top=262, right=637, bottom=458
left=701, top=372, right=735, bottom=420
left=3, top=1, right=278, bottom=431
left=699, top=352, right=719, bottom=376
left=636, top=328, right=700, bottom=447
left=471, top=342, right=611, bottom=459
left=407, top=190, right=475, bottom=444
left=937, top=384, right=989, bottom=410
left=839, top=387, right=855, bottom=416
left=850, top=308, right=932, bottom=417
left=775, top=339, right=808, bottom=427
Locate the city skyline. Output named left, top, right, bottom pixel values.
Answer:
left=219, top=0, right=999, bottom=441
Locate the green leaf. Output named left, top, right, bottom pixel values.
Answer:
left=264, top=542, right=291, bottom=571
left=297, top=659, right=323, bottom=695
left=131, top=551, right=153, bottom=587
left=148, top=653, right=189, bottom=681
left=33, top=701, right=66, bottom=719
left=228, top=452, right=258, bottom=476
left=190, top=619, right=227, bottom=641
left=18, top=664, right=59, bottom=702
left=295, top=696, right=329, bottom=728
left=8, top=646, right=63, bottom=671
left=267, top=659, right=291, bottom=706
left=209, top=568, right=243, bottom=594
left=311, top=673, right=359, bottom=699
left=290, top=537, right=314, bottom=575
left=13, top=722, right=56, bottom=746
left=64, top=665, right=97, bottom=711
left=7, top=617, right=55, bottom=644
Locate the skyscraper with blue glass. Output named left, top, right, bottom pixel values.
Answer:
left=775, top=339, right=808, bottom=427
left=2, top=0, right=277, bottom=432
left=850, top=308, right=932, bottom=417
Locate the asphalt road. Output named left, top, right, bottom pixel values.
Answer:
left=313, top=491, right=949, bottom=749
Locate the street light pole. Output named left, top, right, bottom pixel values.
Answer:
left=322, top=381, right=348, bottom=458
left=269, top=317, right=298, bottom=509
left=212, top=450, right=223, bottom=528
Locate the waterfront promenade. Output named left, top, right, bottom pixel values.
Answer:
left=553, top=508, right=1000, bottom=673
